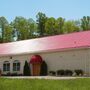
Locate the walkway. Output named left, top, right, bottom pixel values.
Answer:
left=2, top=76, right=84, bottom=80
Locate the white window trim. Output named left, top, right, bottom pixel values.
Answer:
left=3, top=61, right=10, bottom=72
left=13, top=60, right=20, bottom=71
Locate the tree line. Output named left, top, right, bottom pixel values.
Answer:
left=0, top=12, right=90, bottom=43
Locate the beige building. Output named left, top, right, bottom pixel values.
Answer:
left=0, top=31, right=90, bottom=76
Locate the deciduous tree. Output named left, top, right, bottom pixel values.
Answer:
left=45, top=17, right=56, bottom=35
left=63, top=20, right=80, bottom=33
left=36, top=12, right=47, bottom=37
left=11, top=16, right=36, bottom=40
left=0, top=16, right=9, bottom=42
left=81, top=16, right=90, bottom=30
left=56, top=17, right=65, bottom=34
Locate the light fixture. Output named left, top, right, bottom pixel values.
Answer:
left=10, top=56, right=12, bottom=59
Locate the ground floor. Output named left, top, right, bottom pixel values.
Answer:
left=0, top=48, right=90, bottom=76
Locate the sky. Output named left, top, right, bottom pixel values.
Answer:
left=0, top=0, right=90, bottom=22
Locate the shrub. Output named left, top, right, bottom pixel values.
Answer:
left=2, top=72, right=11, bottom=76
left=11, top=73, right=17, bottom=76
left=23, top=61, right=31, bottom=76
left=18, top=74, right=23, bottom=76
left=7, top=72, right=11, bottom=76
left=2, top=74, right=6, bottom=76
left=57, top=70, right=64, bottom=76
left=74, top=69, right=83, bottom=76
left=49, top=71, right=56, bottom=76
left=64, top=70, right=73, bottom=76
left=40, top=61, right=48, bottom=76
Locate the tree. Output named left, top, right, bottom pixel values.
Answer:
left=56, top=17, right=65, bottom=34
left=36, top=12, right=47, bottom=37
left=11, top=16, right=35, bottom=40
left=28, top=18, right=38, bottom=38
left=0, top=16, right=9, bottom=43
left=81, top=16, right=90, bottom=30
left=45, top=17, right=57, bottom=35
left=23, top=61, right=31, bottom=76
left=63, top=20, right=80, bottom=33
left=3, top=25, right=13, bottom=42
left=40, top=61, right=48, bottom=76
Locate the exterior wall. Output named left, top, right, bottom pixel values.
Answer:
left=0, top=55, right=32, bottom=74
left=41, top=49, right=89, bottom=75
left=87, top=49, right=90, bottom=75
left=0, top=48, right=90, bottom=76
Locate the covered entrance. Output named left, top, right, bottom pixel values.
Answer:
left=30, top=55, right=43, bottom=76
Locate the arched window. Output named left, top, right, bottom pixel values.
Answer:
left=3, top=61, right=10, bottom=71
left=13, top=60, right=20, bottom=71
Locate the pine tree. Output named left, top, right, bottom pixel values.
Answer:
left=40, top=61, right=48, bottom=76
left=23, top=61, right=31, bottom=76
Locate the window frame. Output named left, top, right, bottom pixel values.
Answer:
left=13, top=60, right=20, bottom=71
left=3, top=61, right=10, bottom=72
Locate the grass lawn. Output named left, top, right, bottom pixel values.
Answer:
left=0, top=78, right=90, bottom=90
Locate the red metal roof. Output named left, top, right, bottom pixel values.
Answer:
left=0, top=31, right=90, bottom=56
left=30, top=55, right=43, bottom=64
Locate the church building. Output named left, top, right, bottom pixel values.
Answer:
left=0, top=31, right=90, bottom=76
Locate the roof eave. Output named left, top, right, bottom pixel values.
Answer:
left=0, top=46, right=89, bottom=57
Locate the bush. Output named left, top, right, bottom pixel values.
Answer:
left=7, top=72, right=11, bottom=76
left=74, top=70, right=83, bottom=76
left=40, top=61, right=48, bottom=76
left=2, top=72, right=11, bottom=76
left=1, top=72, right=11, bottom=76
left=23, top=61, right=31, bottom=76
left=11, top=73, right=23, bottom=76
left=11, top=73, right=17, bottom=76
left=57, top=70, right=64, bottom=76
left=49, top=71, right=56, bottom=76
left=18, top=74, right=23, bottom=76
left=2, top=73, right=23, bottom=76
left=64, top=70, right=73, bottom=76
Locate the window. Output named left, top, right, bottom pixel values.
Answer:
left=13, top=60, right=20, bottom=71
left=3, top=61, right=10, bottom=71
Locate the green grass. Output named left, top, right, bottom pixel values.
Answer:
left=0, top=78, right=90, bottom=90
